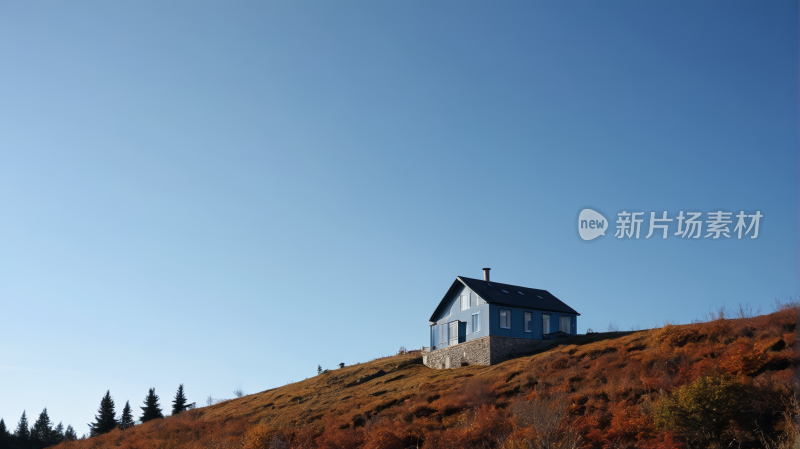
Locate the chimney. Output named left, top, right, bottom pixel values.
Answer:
left=483, top=268, right=491, bottom=282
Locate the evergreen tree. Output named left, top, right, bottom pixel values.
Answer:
left=89, top=391, right=118, bottom=437
left=171, top=385, right=188, bottom=415
left=0, top=418, right=9, bottom=449
left=63, top=425, right=77, bottom=442
left=31, top=408, right=55, bottom=449
left=54, top=422, right=64, bottom=443
left=15, top=411, right=30, bottom=441
left=118, top=402, right=135, bottom=430
left=139, top=388, right=164, bottom=423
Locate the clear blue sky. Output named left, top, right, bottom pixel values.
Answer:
left=1, top=0, right=797, bottom=435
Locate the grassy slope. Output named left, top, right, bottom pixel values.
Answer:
left=56, top=308, right=797, bottom=449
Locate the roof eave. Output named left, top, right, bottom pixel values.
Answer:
left=484, top=300, right=580, bottom=316
left=428, top=278, right=469, bottom=323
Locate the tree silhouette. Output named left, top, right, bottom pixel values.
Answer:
left=89, top=391, right=118, bottom=437
left=15, top=411, right=30, bottom=441
left=118, top=401, right=135, bottom=430
left=0, top=418, right=9, bottom=448
left=54, top=422, right=64, bottom=443
left=31, top=408, right=56, bottom=448
left=139, top=388, right=164, bottom=423
left=64, top=425, right=78, bottom=442
left=171, top=385, right=188, bottom=415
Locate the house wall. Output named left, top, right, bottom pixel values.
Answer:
left=488, top=304, right=578, bottom=339
left=423, top=335, right=558, bottom=368
left=431, top=285, right=487, bottom=322
left=429, top=282, right=579, bottom=349
left=430, top=285, right=489, bottom=349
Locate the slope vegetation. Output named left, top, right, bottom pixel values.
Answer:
left=55, top=307, right=798, bottom=449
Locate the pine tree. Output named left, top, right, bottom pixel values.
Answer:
left=31, top=408, right=55, bottom=449
left=317, top=365, right=322, bottom=375
left=15, top=411, right=30, bottom=441
left=118, top=402, right=135, bottom=430
left=0, top=418, right=9, bottom=448
left=64, top=425, right=77, bottom=442
left=89, top=391, right=118, bottom=437
left=171, top=385, right=188, bottom=415
left=54, top=422, right=64, bottom=443
left=139, top=388, right=164, bottom=423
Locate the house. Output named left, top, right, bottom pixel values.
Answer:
left=423, top=268, right=580, bottom=368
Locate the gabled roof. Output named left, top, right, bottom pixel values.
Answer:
left=429, top=276, right=580, bottom=323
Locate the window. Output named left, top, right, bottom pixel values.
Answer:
left=499, top=309, right=511, bottom=329
left=472, top=312, right=480, bottom=333
left=439, top=324, right=447, bottom=347
left=449, top=321, right=459, bottom=346
left=460, top=294, right=469, bottom=311
left=524, top=312, right=532, bottom=332
left=542, top=314, right=551, bottom=335
left=560, top=316, right=571, bottom=333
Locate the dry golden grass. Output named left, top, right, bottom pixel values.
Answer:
left=53, top=307, right=798, bottom=449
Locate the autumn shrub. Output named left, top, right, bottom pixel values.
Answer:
left=427, top=405, right=511, bottom=449
left=653, top=373, right=749, bottom=448
left=603, top=401, right=656, bottom=444
left=456, top=377, right=496, bottom=408
left=241, top=425, right=278, bottom=449
left=675, top=357, right=716, bottom=385
left=313, top=428, right=365, bottom=449
left=718, top=338, right=770, bottom=376
left=361, top=422, right=407, bottom=449
left=706, top=319, right=734, bottom=344
left=502, top=428, right=537, bottom=449
left=510, top=391, right=581, bottom=449
left=576, top=410, right=611, bottom=449
left=437, top=400, right=465, bottom=417
left=638, top=431, right=686, bottom=449
left=657, top=324, right=697, bottom=349
left=550, top=356, right=570, bottom=371
left=283, top=427, right=319, bottom=449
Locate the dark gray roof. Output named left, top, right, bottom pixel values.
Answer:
left=429, top=276, right=580, bottom=322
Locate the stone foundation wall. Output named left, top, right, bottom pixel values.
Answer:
left=423, top=336, right=491, bottom=369
left=489, top=336, right=556, bottom=364
left=423, top=336, right=557, bottom=368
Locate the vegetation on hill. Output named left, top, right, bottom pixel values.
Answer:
left=89, top=391, right=119, bottom=437
left=0, top=386, right=187, bottom=449
left=0, top=409, right=77, bottom=449
left=51, top=304, right=798, bottom=449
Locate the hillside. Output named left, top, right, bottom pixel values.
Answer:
left=55, top=306, right=798, bottom=449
